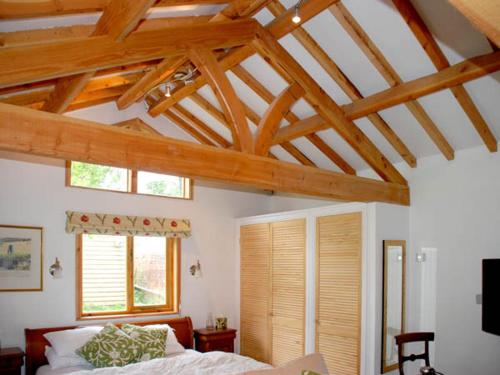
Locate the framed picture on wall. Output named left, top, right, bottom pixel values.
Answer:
left=0, top=225, right=43, bottom=292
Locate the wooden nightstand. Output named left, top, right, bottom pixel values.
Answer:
left=194, top=328, right=237, bottom=353
left=0, top=348, right=24, bottom=375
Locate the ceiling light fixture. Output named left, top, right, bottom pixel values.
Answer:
left=292, top=1, right=304, bottom=24
left=165, top=84, right=171, bottom=98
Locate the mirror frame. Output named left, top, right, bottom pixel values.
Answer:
left=381, top=240, right=406, bottom=373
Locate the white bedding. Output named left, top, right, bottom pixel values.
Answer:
left=37, top=350, right=272, bottom=375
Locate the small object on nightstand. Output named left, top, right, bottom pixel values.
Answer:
left=0, top=347, right=24, bottom=375
left=194, top=328, right=237, bottom=353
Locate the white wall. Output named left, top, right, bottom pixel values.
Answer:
left=403, top=145, right=500, bottom=375
left=0, top=99, right=333, bottom=353
left=0, top=153, right=327, bottom=352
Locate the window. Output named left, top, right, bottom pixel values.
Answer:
left=77, top=234, right=180, bottom=319
left=67, top=161, right=191, bottom=199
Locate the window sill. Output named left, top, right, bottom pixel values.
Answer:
left=77, top=310, right=179, bottom=321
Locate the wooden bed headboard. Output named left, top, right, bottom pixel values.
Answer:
left=24, top=316, right=193, bottom=375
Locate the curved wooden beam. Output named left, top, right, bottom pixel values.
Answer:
left=254, top=83, right=304, bottom=156
left=188, top=48, right=254, bottom=153
left=253, top=26, right=407, bottom=185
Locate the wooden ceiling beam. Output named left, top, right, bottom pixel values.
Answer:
left=448, top=0, right=500, bottom=47
left=163, top=109, right=217, bottom=147
left=343, top=51, right=500, bottom=118
left=255, top=83, right=304, bottom=156
left=116, top=0, right=270, bottom=110
left=189, top=92, right=229, bottom=126
left=189, top=48, right=254, bottom=152
left=267, top=0, right=417, bottom=168
left=117, top=0, right=271, bottom=110
left=253, top=26, right=406, bottom=184
left=330, top=2, right=455, bottom=161
left=0, top=73, right=142, bottom=107
left=0, top=16, right=214, bottom=47
left=171, top=104, right=232, bottom=148
left=0, top=0, right=229, bottom=19
left=0, top=103, right=409, bottom=204
left=0, top=19, right=259, bottom=88
left=148, top=0, right=339, bottom=115
left=273, top=115, right=327, bottom=144
left=40, top=0, right=156, bottom=113
left=306, top=133, right=356, bottom=175
left=392, top=0, right=497, bottom=152
left=274, top=51, right=500, bottom=143
left=231, top=65, right=354, bottom=174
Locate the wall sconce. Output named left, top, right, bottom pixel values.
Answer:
left=49, top=257, right=63, bottom=278
left=189, top=260, right=202, bottom=278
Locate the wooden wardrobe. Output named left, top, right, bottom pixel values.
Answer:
left=240, top=212, right=362, bottom=375
left=240, top=219, right=306, bottom=366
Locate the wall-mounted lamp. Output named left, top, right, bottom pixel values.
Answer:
left=49, top=257, right=63, bottom=278
left=190, top=260, right=202, bottom=278
left=292, top=1, right=304, bottom=24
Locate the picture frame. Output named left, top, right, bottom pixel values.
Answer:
left=215, top=317, right=227, bottom=330
left=0, top=225, right=43, bottom=292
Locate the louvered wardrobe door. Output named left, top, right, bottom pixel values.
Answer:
left=316, top=213, right=362, bottom=375
left=271, top=219, right=306, bottom=366
left=240, top=223, right=271, bottom=363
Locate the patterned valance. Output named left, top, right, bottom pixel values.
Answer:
left=65, top=211, right=191, bottom=238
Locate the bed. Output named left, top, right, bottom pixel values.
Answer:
left=25, top=317, right=271, bottom=375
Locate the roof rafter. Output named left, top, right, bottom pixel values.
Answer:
left=392, top=0, right=497, bottom=152
left=116, top=0, right=273, bottom=110
left=41, top=0, right=156, bottom=113
left=253, top=25, right=406, bottom=184
left=171, top=104, right=232, bottom=148
left=343, top=51, right=500, bottom=119
left=148, top=0, right=340, bottom=116
left=163, top=109, right=217, bottom=147
left=330, top=2, right=455, bottom=161
left=267, top=0, right=417, bottom=168
left=0, top=102, right=409, bottom=205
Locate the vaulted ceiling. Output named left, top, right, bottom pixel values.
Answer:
left=0, top=0, right=498, bottom=205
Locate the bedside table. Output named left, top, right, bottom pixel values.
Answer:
left=0, top=347, right=24, bottom=375
left=194, top=328, right=237, bottom=353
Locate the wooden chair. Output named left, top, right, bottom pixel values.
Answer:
left=395, top=332, right=434, bottom=375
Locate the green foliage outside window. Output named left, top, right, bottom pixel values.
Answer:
left=71, top=162, right=128, bottom=191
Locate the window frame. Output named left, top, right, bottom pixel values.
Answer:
left=66, top=161, right=193, bottom=200
left=76, top=234, right=181, bottom=320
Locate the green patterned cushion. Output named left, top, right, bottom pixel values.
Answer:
left=301, top=371, right=323, bottom=375
left=76, top=323, right=141, bottom=368
left=121, top=324, right=168, bottom=361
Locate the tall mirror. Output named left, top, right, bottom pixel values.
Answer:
left=382, top=240, right=406, bottom=373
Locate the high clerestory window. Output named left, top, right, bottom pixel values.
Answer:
left=66, top=161, right=192, bottom=199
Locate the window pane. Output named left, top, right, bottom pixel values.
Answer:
left=133, top=236, right=167, bottom=306
left=137, top=171, right=187, bottom=198
left=82, top=235, right=127, bottom=313
left=71, top=161, right=129, bottom=192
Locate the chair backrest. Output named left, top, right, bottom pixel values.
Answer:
left=395, top=332, right=434, bottom=375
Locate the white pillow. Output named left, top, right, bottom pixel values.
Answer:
left=45, top=346, right=93, bottom=370
left=145, top=324, right=185, bottom=355
left=43, top=326, right=103, bottom=357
